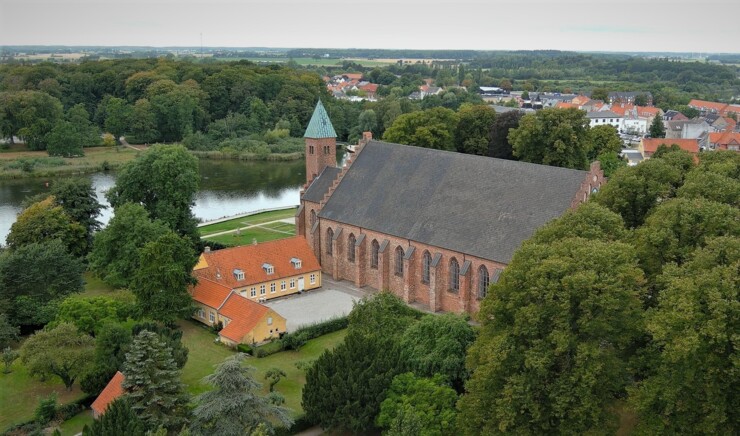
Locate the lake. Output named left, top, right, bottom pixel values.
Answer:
left=0, top=156, right=345, bottom=244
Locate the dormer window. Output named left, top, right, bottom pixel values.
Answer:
left=233, top=269, right=245, bottom=281
left=290, top=258, right=302, bottom=269
left=262, top=263, right=274, bottom=275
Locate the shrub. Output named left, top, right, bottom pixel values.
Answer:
left=281, top=316, right=349, bottom=350
left=35, top=393, right=58, bottom=425
left=236, top=343, right=253, bottom=355
left=254, top=340, right=284, bottom=358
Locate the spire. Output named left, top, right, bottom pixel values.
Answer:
left=304, top=100, right=337, bottom=139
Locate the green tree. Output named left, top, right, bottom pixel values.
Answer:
left=347, top=292, right=420, bottom=339
left=35, top=393, right=58, bottom=424
left=589, top=124, right=623, bottom=161
left=6, top=196, right=87, bottom=256
left=488, top=109, right=523, bottom=159
left=264, top=367, right=286, bottom=392
left=108, top=144, right=200, bottom=243
left=50, top=178, right=103, bottom=251
left=399, top=313, right=475, bottom=391
left=104, top=97, right=133, bottom=139
left=66, top=103, right=101, bottom=146
left=358, top=109, right=378, bottom=134
left=46, top=120, right=86, bottom=157
left=80, top=322, right=132, bottom=396
left=649, top=114, right=666, bottom=138
left=122, top=330, right=190, bottom=432
left=83, top=397, right=146, bottom=436
left=454, top=104, right=496, bottom=155
left=630, top=237, right=739, bottom=435
left=633, top=93, right=649, bottom=106
left=458, top=238, right=644, bottom=435
left=675, top=104, right=699, bottom=119
left=128, top=98, right=159, bottom=143
left=591, top=87, right=609, bottom=102
left=52, top=296, right=136, bottom=335
left=377, top=373, right=458, bottom=436
left=88, top=203, right=170, bottom=288
left=2, top=346, right=19, bottom=374
left=192, top=354, right=292, bottom=436
left=0, top=313, right=20, bottom=349
left=0, top=240, right=85, bottom=326
left=0, top=90, right=64, bottom=149
left=597, top=150, right=628, bottom=177
left=677, top=166, right=740, bottom=206
left=131, top=232, right=197, bottom=323
left=383, top=107, right=459, bottom=151
left=20, top=323, right=95, bottom=390
left=302, top=332, right=404, bottom=433
left=530, top=202, right=627, bottom=245
left=131, top=321, right=189, bottom=369
left=509, top=108, right=593, bottom=169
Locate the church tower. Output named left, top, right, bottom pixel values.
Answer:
left=304, top=100, right=337, bottom=184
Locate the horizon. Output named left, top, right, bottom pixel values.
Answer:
left=2, top=0, right=739, bottom=54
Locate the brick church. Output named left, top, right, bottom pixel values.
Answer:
left=296, top=100, right=605, bottom=315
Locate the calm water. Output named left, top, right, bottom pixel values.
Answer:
left=0, top=156, right=345, bottom=244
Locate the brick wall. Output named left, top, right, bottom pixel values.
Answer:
left=305, top=137, right=336, bottom=184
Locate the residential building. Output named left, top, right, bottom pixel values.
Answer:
left=709, top=130, right=740, bottom=151
left=297, top=101, right=604, bottom=315
left=663, top=110, right=688, bottom=121
left=586, top=110, right=622, bottom=129
left=639, top=138, right=699, bottom=158
left=608, top=91, right=653, bottom=105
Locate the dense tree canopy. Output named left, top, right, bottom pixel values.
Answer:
left=20, top=322, right=94, bottom=390
left=488, top=109, right=523, bottom=159
left=6, top=196, right=87, bottom=257
left=383, top=107, right=459, bottom=151
left=454, top=104, right=496, bottom=155
left=0, top=90, right=63, bottom=149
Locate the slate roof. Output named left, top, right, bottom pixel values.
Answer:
left=91, top=371, right=125, bottom=416
left=303, top=166, right=341, bottom=203
left=304, top=100, right=337, bottom=139
left=319, top=141, right=589, bottom=264
left=586, top=110, right=621, bottom=119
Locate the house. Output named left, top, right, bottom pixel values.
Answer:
left=635, top=106, right=663, bottom=126
left=571, top=95, right=590, bottom=106
left=358, top=83, right=379, bottom=99
left=709, top=130, right=740, bottom=151
left=665, top=118, right=710, bottom=149
left=297, top=101, right=605, bottom=315
left=91, top=371, right=125, bottom=418
left=586, top=110, right=622, bottom=129
left=663, top=110, right=688, bottom=121
left=621, top=108, right=648, bottom=135
left=688, top=99, right=740, bottom=117
left=639, top=138, right=699, bottom=158
left=608, top=91, right=653, bottom=105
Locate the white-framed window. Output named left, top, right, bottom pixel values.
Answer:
left=198, top=309, right=205, bottom=319
left=291, top=258, right=302, bottom=269
left=270, top=283, right=276, bottom=293
left=250, top=287, right=256, bottom=297
left=260, top=284, right=266, bottom=295
left=281, top=280, right=286, bottom=290
left=267, top=317, right=273, bottom=325
left=209, top=312, right=215, bottom=323
left=263, top=263, right=274, bottom=275
left=290, top=278, right=296, bottom=289
left=310, top=273, right=316, bottom=284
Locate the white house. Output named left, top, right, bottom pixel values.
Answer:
left=586, top=110, right=622, bottom=129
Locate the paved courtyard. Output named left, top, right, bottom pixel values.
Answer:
left=264, top=277, right=375, bottom=331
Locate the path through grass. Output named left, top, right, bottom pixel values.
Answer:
left=202, top=221, right=296, bottom=246
left=198, top=207, right=296, bottom=235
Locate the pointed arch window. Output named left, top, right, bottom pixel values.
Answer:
left=310, top=210, right=316, bottom=227
left=371, top=240, right=379, bottom=269
left=422, top=251, right=432, bottom=284
left=348, top=234, right=356, bottom=263
left=326, top=228, right=333, bottom=255
left=449, top=258, right=460, bottom=293
left=478, top=266, right=489, bottom=299
left=395, top=246, right=404, bottom=276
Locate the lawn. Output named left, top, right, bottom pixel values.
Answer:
left=0, top=146, right=140, bottom=179
left=56, top=409, right=94, bottom=436
left=202, top=221, right=295, bottom=247
left=199, top=207, right=297, bottom=236
left=0, top=357, right=86, bottom=431
left=178, top=319, right=346, bottom=415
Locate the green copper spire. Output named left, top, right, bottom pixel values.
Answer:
left=303, top=100, right=337, bottom=139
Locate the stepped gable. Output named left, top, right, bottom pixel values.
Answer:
left=303, top=166, right=342, bottom=203
left=318, top=140, right=590, bottom=264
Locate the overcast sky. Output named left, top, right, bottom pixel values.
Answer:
left=1, top=0, right=738, bottom=53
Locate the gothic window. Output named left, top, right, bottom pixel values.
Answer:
left=478, top=266, right=489, bottom=299
left=371, top=239, right=379, bottom=269
left=348, top=234, right=356, bottom=263
left=422, top=250, right=431, bottom=284
left=395, top=246, right=404, bottom=276
left=310, top=210, right=316, bottom=227
left=309, top=145, right=315, bottom=154
left=449, top=258, right=460, bottom=292
left=326, top=228, right=333, bottom=255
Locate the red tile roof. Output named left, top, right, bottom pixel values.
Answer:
left=636, top=106, right=661, bottom=117
left=723, top=105, right=740, bottom=117
left=194, top=237, right=321, bottom=289
left=689, top=99, right=728, bottom=113
left=91, top=371, right=125, bottom=416
left=571, top=95, right=590, bottom=106
left=555, top=102, right=578, bottom=109
left=218, top=293, right=270, bottom=342
left=642, top=138, right=699, bottom=154
left=343, top=73, right=363, bottom=80
left=191, top=277, right=232, bottom=309
left=710, top=130, right=740, bottom=149
left=360, top=83, right=378, bottom=93
left=609, top=104, right=635, bottom=116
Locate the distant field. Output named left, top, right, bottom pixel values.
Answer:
left=0, top=146, right=139, bottom=179
left=214, top=57, right=395, bottom=67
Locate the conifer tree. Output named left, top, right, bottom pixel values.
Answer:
left=83, top=398, right=145, bottom=436
left=122, top=330, right=190, bottom=432
left=649, top=114, right=666, bottom=138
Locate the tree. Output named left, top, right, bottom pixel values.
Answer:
left=20, top=323, right=94, bottom=390
left=529, top=202, right=627, bottom=245
left=66, top=103, right=101, bottom=146
left=588, top=124, right=623, bottom=161
left=80, top=322, right=132, bottom=396
left=46, top=120, right=86, bottom=157
left=2, top=347, right=19, bottom=374
left=630, top=237, right=739, bottom=434
left=358, top=109, right=378, bottom=135
left=454, top=104, right=496, bottom=156
left=0, top=90, right=63, bottom=149
left=0, top=240, right=85, bottom=326
left=302, top=332, right=404, bottom=433
left=399, top=314, right=475, bottom=391
left=264, top=367, right=286, bottom=392
left=596, top=150, right=628, bottom=177
left=499, top=79, right=512, bottom=92
left=677, top=166, right=740, bottom=206
left=131, top=322, right=189, bottom=369
left=383, top=107, right=459, bottom=151
left=50, top=178, right=103, bottom=251
left=633, top=93, right=649, bottom=106
left=508, top=108, right=593, bottom=170
left=52, top=296, right=136, bottom=335
left=192, top=354, right=292, bottom=436
left=0, top=313, right=20, bottom=349
left=103, top=97, right=133, bottom=140
left=128, top=99, right=159, bottom=143
left=347, top=292, right=420, bottom=339
left=83, top=397, right=146, bottom=436
left=6, top=196, right=87, bottom=257
left=131, top=232, right=197, bottom=323
left=88, top=203, right=170, bottom=288
left=108, top=144, right=200, bottom=243
left=649, top=114, right=666, bottom=138
left=488, top=109, right=523, bottom=159
left=675, top=104, right=700, bottom=119
left=458, top=237, right=644, bottom=435
left=35, top=393, right=58, bottom=425
left=377, top=373, right=458, bottom=436
left=122, top=330, right=190, bottom=432
left=590, top=87, right=609, bottom=102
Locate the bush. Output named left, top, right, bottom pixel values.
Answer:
left=254, top=340, right=284, bottom=358
left=56, top=402, right=84, bottom=421
left=273, top=414, right=316, bottom=436
left=281, top=316, right=349, bottom=350
left=35, top=394, right=58, bottom=425
left=236, top=343, right=253, bottom=355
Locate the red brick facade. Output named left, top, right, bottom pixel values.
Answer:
left=305, top=137, right=336, bottom=184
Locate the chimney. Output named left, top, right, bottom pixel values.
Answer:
left=252, top=238, right=258, bottom=245
left=204, top=246, right=211, bottom=253
left=362, top=131, right=373, bottom=142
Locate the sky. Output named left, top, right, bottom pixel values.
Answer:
left=1, top=0, right=739, bottom=53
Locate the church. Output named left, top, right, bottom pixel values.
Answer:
left=296, top=100, right=605, bottom=315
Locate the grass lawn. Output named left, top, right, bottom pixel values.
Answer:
left=56, top=409, right=94, bottom=436
left=0, top=146, right=140, bottom=179
left=198, top=207, right=297, bottom=236
left=0, top=358, right=86, bottom=431
left=178, top=319, right=346, bottom=415
left=202, top=221, right=295, bottom=247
